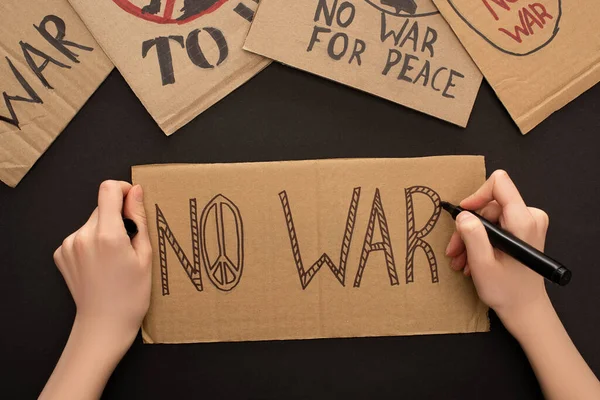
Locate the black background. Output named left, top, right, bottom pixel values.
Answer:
left=1, top=65, right=599, bottom=399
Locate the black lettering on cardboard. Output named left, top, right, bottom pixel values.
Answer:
left=279, top=188, right=361, bottom=290
left=413, top=60, right=431, bottom=86
left=34, top=15, right=94, bottom=64
left=398, top=53, right=418, bottom=83
left=442, top=69, right=464, bottom=99
left=155, top=200, right=203, bottom=296
left=431, top=67, right=447, bottom=92
left=20, top=41, right=70, bottom=89
left=349, top=39, right=366, bottom=66
left=353, top=189, right=399, bottom=288
left=314, top=0, right=337, bottom=26
left=0, top=57, right=43, bottom=129
left=421, top=26, right=437, bottom=57
left=233, top=2, right=255, bottom=22
left=307, top=26, right=331, bottom=52
left=328, top=32, right=349, bottom=60
left=399, top=21, right=418, bottom=52
left=336, top=1, right=356, bottom=27
left=186, top=28, right=228, bottom=69
left=142, top=35, right=184, bottom=86
left=382, top=49, right=402, bottom=75
left=404, top=186, right=441, bottom=284
left=380, top=12, right=409, bottom=46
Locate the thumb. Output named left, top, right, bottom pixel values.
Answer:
left=123, top=185, right=152, bottom=262
left=456, top=211, right=495, bottom=271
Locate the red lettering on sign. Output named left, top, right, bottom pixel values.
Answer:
left=498, top=3, right=553, bottom=43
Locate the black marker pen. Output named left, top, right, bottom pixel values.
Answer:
left=123, top=218, right=138, bottom=239
left=441, top=201, right=572, bottom=286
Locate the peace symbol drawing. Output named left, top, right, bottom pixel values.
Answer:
left=112, top=0, right=228, bottom=24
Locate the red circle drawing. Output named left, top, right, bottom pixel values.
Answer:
left=112, top=0, right=228, bottom=25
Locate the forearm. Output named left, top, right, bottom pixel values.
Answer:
left=39, top=317, right=134, bottom=400
left=43, top=181, right=150, bottom=399
left=501, top=297, right=600, bottom=400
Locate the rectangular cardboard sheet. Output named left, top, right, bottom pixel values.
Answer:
left=68, top=0, right=271, bottom=135
left=0, top=0, right=113, bottom=187
left=244, top=0, right=483, bottom=127
left=133, top=156, right=490, bottom=344
left=432, top=0, right=600, bottom=134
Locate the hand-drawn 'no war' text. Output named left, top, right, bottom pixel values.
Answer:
left=307, top=0, right=465, bottom=99
left=155, top=186, right=442, bottom=295
left=447, top=0, right=561, bottom=56
left=280, top=186, right=441, bottom=289
left=1, top=15, right=96, bottom=129
left=156, top=194, right=244, bottom=295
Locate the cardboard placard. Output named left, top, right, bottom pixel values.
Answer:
left=432, top=0, right=600, bottom=134
left=67, top=0, right=271, bottom=135
left=243, top=0, right=483, bottom=127
left=132, top=156, right=490, bottom=344
left=0, top=0, right=113, bottom=188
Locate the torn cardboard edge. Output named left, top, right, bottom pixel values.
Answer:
left=133, top=156, right=490, bottom=344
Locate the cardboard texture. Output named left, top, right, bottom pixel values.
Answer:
left=243, top=0, right=483, bottom=127
left=0, top=0, right=113, bottom=187
left=432, top=0, right=600, bottom=134
left=132, top=156, right=490, bottom=344
left=67, top=0, right=271, bottom=135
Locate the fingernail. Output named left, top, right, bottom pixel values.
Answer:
left=456, top=211, right=474, bottom=223
left=134, top=185, right=144, bottom=202
left=445, top=242, right=452, bottom=256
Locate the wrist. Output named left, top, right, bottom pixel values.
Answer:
left=39, top=314, right=136, bottom=399
left=71, top=314, right=138, bottom=360
left=496, top=294, right=555, bottom=342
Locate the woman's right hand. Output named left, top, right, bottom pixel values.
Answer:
left=445, top=170, right=551, bottom=332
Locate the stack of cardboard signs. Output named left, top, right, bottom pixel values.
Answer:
left=2, top=0, right=599, bottom=187
left=0, top=0, right=269, bottom=187
left=245, top=0, right=600, bottom=134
